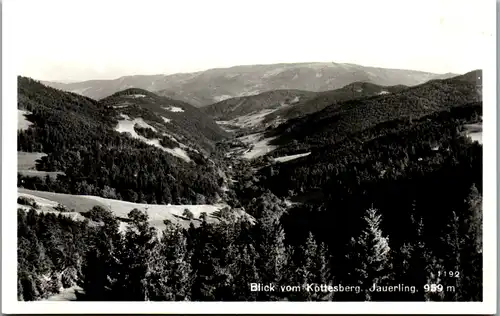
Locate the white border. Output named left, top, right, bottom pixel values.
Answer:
left=2, top=0, right=497, bottom=314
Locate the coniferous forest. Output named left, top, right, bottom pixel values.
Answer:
left=17, top=69, right=483, bottom=302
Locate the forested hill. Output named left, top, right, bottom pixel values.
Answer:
left=258, top=101, right=482, bottom=197
left=261, top=82, right=409, bottom=126
left=203, top=82, right=408, bottom=130
left=99, top=88, right=228, bottom=153
left=18, top=77, right=118, bottom=153
left=267, top=70, right=482, bottom=153
left=203, top=90, right=317, bottom=120
left=17, top=77, right=225, bottom=205
left=228, top=90, right=483, bottom=303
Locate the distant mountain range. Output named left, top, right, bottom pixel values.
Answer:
left=40, top=62, right=457, bottom=107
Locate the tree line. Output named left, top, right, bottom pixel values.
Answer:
left=18, top=184, right=481, bottom=301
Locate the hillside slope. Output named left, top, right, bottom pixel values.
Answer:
left=262, top=82, right=409, bottom=126
left=17, top=77, right=225, bottom=205
left=17, top=188, right=252, bottom=231
left=203, top=89, right=317, bottom=121
left=259, top=101, right=482, bottom=196
left=41, top=62, right=457, bottom=106
left=99, top=88, right=228, bottom=154
left=205, top=82, right=410, bottom=131
left=267, top=70, right=482, bottom=153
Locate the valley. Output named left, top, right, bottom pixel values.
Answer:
left=16, top=66, right=483, bottom=303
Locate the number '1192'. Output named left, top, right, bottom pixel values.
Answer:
left=437, top=271, right=460, bottom=278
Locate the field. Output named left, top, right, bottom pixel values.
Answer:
left=18, top=151, right=65, bottom=179
left=17, top=188, right=252, bottom=230
left=18, top=110, right=33, bottom=131
left=217, top=108, right=277, bottom=129
left=18, top=152, right=46, bottom=170
left=238, top=133, right=277, bottom=159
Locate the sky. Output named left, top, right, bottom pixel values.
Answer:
left=9, top=0, right=493, bottom=82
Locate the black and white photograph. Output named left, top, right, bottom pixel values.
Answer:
left=2, top=0, right=497, bottom=313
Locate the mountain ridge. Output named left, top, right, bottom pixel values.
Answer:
left=39, top=62, right=458, bottom=107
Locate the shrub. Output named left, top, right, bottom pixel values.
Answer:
left=199, top=212, right=208, bottom=221
left=182, top=208, right=194, bottom=220
left=17, top=196, right=40, bottom=209
left=53, top=204, right=69, bottom=212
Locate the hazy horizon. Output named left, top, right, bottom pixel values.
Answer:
left=10, top=0, right=491, bottom=82
left=34, top=61, right=472, bottom=84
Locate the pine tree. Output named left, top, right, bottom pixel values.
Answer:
left=146, top=220, right=192, bottom=301
left=112, top=209, right=157, bottom=301
left=190, top=221, right=219, bottom=300
left=213, top=240, right=239, bottom=300
left=80, top=208, right=123, bottom=301
left=231, top=243, right=260, bottom=301
left=286, top=242, right=312, bottom=301
left=244, top=192, right=290, bottom=300
left=467, top=184, right=482, bottom=250
left=299, top=233, right=318, bottom=301
left=459, top=184, right=483, bottom=301
left=333, top=236, right=362, bottom=301
left=79, top=248, right=107, bottom=300
left=314, top=241, right=333, bottom=301
left=352, top=208, right=393, bottom=301
left=428, top=185, right=483, bottom=301
left=287, top=232, right=332, bottom=301
left=440, top=211, right=464, bottom=301
left=394, top=214, right=429, bottom=301
left=80, top=230, right=119, bottom=300
left=316, top=240, right=330, bottom=278
left=255, top=217, right=288, bottom=301
left=211, top=215, right=259, bottom=300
